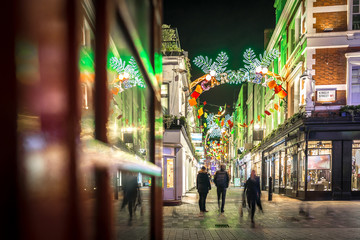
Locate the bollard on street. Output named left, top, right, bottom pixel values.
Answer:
left=268, top=177, right=273, bottom=201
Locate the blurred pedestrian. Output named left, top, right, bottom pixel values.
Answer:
left=244, top=170, right=263, bottom=226
left=121, top=172, right=139, bottom=220
left=214, top=164, right=230, bottom=213
left=197, top=166, right=211, bottom=213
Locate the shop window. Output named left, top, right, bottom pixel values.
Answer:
left=352, top=140, right=360, bottom=191
left=166, top=158, right=174, bottom=188
left=286, top=154, right=293, bottom=189
left=274, top=154, right=280, bottom=187
left=307, top=141, right=332, bottom=191
left=298, top=143, right=306, bottom=191
left=280, top=151, right=285, bottom=188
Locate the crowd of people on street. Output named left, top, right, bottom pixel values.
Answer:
left=196, top=164, right=263, bottom=227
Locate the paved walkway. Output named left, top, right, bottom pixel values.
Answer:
left=163, top=186, right=360, bottom=240
left=113, top=186, right=360, bottom=239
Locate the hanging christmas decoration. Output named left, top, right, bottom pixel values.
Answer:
left=189, top=98, right=197, bottom=106
left=109, top=57, right=146, bottom=91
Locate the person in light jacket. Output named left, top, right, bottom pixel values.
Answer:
left=196, top=166, right=211, bottom=213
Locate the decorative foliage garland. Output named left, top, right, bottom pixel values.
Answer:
left=109, top=56, right=146, bottom=94
left=189, top=49, right=287, bottom=108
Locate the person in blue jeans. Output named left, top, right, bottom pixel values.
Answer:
left=214, top=164, right=230, bottom=213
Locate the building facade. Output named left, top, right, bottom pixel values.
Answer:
left=161, top=26, right=200, bottom=203
left=234, top=0, right=360, bottom=200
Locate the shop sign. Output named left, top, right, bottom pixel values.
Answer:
left=317, top=89, right=336, bottom=102
left=191, top=133, right=202, bottom=143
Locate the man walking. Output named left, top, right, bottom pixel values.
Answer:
left=244, top=170, right=263, bottom=226
left=196, top=166, right=211, bottom=213
left=214, top=164, right=230, bottom=213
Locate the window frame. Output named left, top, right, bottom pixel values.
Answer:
left=349, top=0, right=360, bottom=30
left=161, top=82, right=169, bottom=115
left=346, top=52, right=360, bottom=105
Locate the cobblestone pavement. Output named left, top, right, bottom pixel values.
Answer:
left=114, top=186, right=360, bottom=239
left=163, top=186, right=360, bottom=240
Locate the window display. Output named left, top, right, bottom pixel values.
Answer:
left=298, top=144, right=305, bottom=191
left=280, top=151, right=285, bottom=188
left=286, top=154, right=293, bottom=189
left=352, top=140, right=360, bottom=191
left=274, top=154, right=279, bottom=187
left=307, top=141, right=332, bottom=191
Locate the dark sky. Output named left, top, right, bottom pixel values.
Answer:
left=164, top=0, right=276, bottom=113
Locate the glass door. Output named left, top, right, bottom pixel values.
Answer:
left=163, top=157, right=175, bottom=200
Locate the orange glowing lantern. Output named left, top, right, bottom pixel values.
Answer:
left=278, top=90, right=287, bottom=99
left=112, top=87, right=119, bottom=95
left=267, top=80, right=277, bottom=89
left=189, top=98, right=197, bottom=106
left=274, top=103, right=279, bottom=111
left=274, top=85, right=282, bottom=94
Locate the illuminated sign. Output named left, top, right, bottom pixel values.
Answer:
left=191, top=133, right=203, bottom=143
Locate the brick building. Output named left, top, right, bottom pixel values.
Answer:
left=234, top=0, right=360, bottom=200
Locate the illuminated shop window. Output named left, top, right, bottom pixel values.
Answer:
left=280, top=151, right=285, bottom=188
left=274, top=154, right=279, bottom=187
left=352, top=140, right=360, bottom=191
left=307, top=141, right=332, bottom=191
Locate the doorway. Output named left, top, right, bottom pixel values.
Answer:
left=163, top=157, right=175, bottom=200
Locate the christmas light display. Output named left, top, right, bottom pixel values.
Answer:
left=189, top=48, right=287, bottom=107
left=109, top=57, right=146, bottom=92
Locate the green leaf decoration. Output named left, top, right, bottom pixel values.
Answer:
left=259, top=49, right=279, bottom=68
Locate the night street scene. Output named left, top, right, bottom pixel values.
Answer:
left=3, top=0, right=360, bottom=239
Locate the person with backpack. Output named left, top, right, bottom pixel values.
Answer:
left=196, top=166, right=211, bottom=213
left=214, top=164, right=230, bottom=213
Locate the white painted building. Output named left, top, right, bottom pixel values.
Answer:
left=162, top=50, right=200, bottom=202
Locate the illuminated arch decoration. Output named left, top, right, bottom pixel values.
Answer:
left=109, top=56, right=146, bottom=95
left=188, top=49, right=287, bottom=108
left=202, top=105, right=234, bottom=160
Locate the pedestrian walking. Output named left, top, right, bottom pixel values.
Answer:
left=244, top=170, right=263, bottom=226
left=214, top=164, right=230, bottom=213
left=196, top=166, right=211, bottom=213
left=120, top=172, right=139, bottom=221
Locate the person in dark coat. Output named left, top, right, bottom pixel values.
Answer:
left=214, top=164, right=230, bottom=213
left=121, top=173, right=139, bottom=220
left=196, top=166, right=211, bottom=213
left=244, top=170, right=263, bottom=225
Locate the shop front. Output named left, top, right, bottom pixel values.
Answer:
left=256, top=117, right=360, bottom=200
left=262, top=141, right=286, bottom=194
